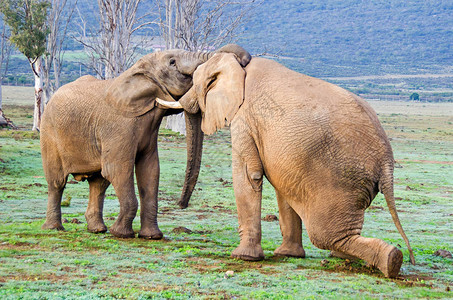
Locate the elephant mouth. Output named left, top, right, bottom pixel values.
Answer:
left=167, top=75, right=193, bottom=101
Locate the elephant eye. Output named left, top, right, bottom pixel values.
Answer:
left=169, top=58, right=176, bottom=66
left=206, top=74, right=218, bottom=90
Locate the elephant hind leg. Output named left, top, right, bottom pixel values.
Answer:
left=274, top=192, right=305, bottom=258
left=305, top=193, right=403, bottom=278
left=41, top=139, right=67, bottom=231
left=85, top=174, right=110, bottom=233
left=329, top=235, right=402, bottom=278
left=42, top=176, right=67, bottom=231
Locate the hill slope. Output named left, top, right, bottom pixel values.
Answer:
left=239, top=0, right=452, bottom=76
left=2, top=0, right=452, bottom=81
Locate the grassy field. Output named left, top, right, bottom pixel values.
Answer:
left=0, top=87, right=452, bottom=299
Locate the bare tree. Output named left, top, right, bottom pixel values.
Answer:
left=157, top=0, right=256, bottom=134
left=42, top=0, right=78, bottom=104
left=75, top=0, right=152, bottom=79
left=1, top=0, right=49, bottom=131
left=157, top=0, right=255, bottom=51
left=0, top=15, right=13, bottom=126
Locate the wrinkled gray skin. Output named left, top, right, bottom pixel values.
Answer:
left=40, top=45, right=251, bottom=239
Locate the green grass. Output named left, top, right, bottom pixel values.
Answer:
left=0, top=88, right=452, bottom=298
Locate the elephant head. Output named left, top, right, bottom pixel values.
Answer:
left=105, top=46, right=251, bottom=209
left=156, top=53, right=246, bottom=134
left=156, top=53, right=247, bottom=207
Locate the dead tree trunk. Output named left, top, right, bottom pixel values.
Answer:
left=158, top=0, right=256, bottom=135
left=76, top=0, right=151, bottom=80
left=43, top=0, right=77, bottom=104
left=0, top=14, right=12, bottom=115
left=31, top=58, right=44, bottom=131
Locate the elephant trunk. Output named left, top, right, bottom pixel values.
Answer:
left=178, top=110, right=204, bottom=209
left=176, top=44, right=251, bottom=208
left=178, top=85, right=200, bottom=114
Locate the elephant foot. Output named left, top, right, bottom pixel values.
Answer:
left=42, top=220, right=65, bottom=231
left=380, top=247, right=403, bottom=278
left=87, top=223, right=108, bottom=234
left=329, top=250, right=358, bottom=261
left=85, top=215, right=107, bottom=233
left=274, top=242, right=305, bottom=258
left=138, top=227, right=163, bottom=240
left=232, top=243, right=264, bottom=261
left=109, top=223, right=135, bottom=238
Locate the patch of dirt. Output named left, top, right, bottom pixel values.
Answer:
left=396, top=274, right=437, bottom=288
left=186, top=258, right=221, bottom=273
left=70, top=218, right=82, bottom=224
left=171, top=226, right=193, bottom=234
left=262, top=214, right=278, bottom=222
left=26, top=183, right=43, bottom=187
left=318, top=259, right=382, bottom=276
left=434, top=249, right=452, bottom=258
left=218, top=177, right=233, bottom=187
left=170, top=227, right=212, bottom=236
left=0, top=187, right=16, bottom=191
left=0, top=274, right=73, bottom=283
left=303, top=258, right=439, bottom=288
left=0, top=241, right=39, bottom=250
left=219, top=261, right=270, bottom=274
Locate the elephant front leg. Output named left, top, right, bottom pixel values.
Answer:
left=135, top=149, right=163, bottom=240
left=85, top=175, right=110, bottom=233
left=105, top=164, right=138, bottom=238
left=231, top=153, right=264, bottom=261
left=274, top=192, right=305, bottom=258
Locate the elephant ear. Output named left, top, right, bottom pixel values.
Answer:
left=104, top=60, right=173, bottom=118
left=193, top=53, right=245, bottom=135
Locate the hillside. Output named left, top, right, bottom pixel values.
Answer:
left=2, top=0, right=452, bottom=84
left=239, top=0, right=452, bottom=77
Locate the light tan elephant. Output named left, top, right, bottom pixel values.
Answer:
left=40, top=45, right=251, bottom=239
left=157, top=53, right=415, bottom=278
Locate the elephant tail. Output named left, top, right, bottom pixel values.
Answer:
left=380, top=164, right=416, bottom=265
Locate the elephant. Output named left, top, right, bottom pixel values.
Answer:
left=157, top=53, right=416, bottom=278
left=40, top=45, right=251, bottom=239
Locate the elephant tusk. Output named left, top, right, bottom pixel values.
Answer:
left=156, top=98, right=183, bottom=109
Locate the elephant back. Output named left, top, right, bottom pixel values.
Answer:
left=43, top=77, right=113, bottom=129
left=242, top=58, right=393, bottom=197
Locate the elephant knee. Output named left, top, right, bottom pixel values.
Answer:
left=245, top=164, right=263, bottom=192
left=307, top=231, right=332, bottom=250
left=306, top=223, right=352, bottom=251
left=48, top=177, right=67, bottom=191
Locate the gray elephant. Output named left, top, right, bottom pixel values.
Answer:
left=40, top=45, right=251, bottom=239
left=157, top=53, right=415, bottom=278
